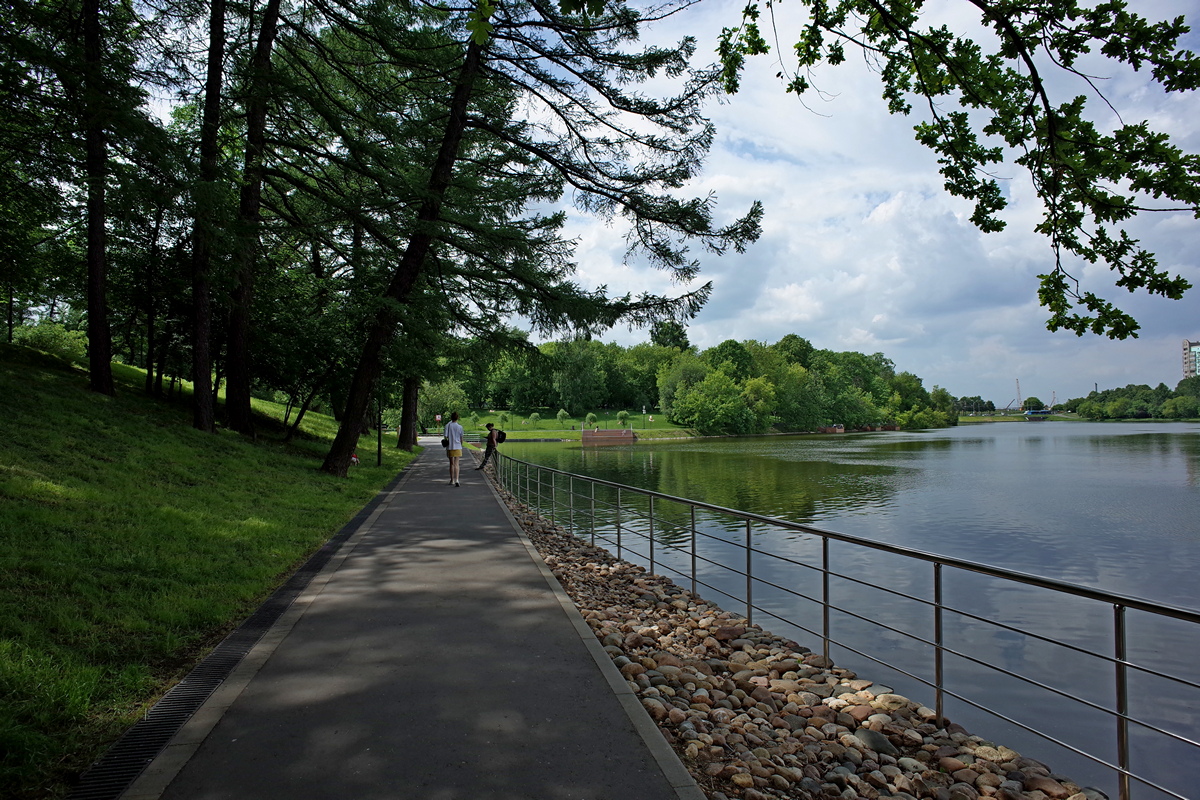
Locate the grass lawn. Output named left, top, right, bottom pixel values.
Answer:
left=455, top=409, right=692, bottom=441
left=0, top=344, right=415, bottom=799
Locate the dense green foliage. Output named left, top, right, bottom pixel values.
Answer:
left=3, top=0, right=761, bottom=476
left=0, top=344, right=413, bottom=798
left=1063, top=378, right=1200, bottom=419
left=437, top=333, right=960, bottom=434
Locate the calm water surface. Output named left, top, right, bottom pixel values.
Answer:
left=502, top=422, right=1200, bottom=797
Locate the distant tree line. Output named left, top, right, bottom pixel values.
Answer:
left=434, top=326, right=959, bottom=435
left=1061, top=379, right=1200, bottom=420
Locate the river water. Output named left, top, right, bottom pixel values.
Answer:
left=501, top=421, right=1200, bottom=798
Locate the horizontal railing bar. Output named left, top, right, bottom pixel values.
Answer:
left=933, top=685, right=1189, bottom=800
left=776, top=627, right=1189, bottom=800
left=837, top=637, right=1186, bottom=799
left=504, top=457, right=1200, bottom=624
left=942, top=607, right=1200, bottom=691
left=747, top=577, right=1198, bottom=749
left=603, top=521, right=1198, bottom=691
left=503, top=455, right=1198, bottom=800
left=608, top=539, right=1199, bottom=750
left=595, top=523, right=1200, bottom=691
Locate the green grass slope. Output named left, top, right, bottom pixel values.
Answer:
left=0, top=344, right=415, bottom=798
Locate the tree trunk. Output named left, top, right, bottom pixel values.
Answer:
left=321, top=39, right=485, bottom=476
left=83, top=0, right=114, bottom=395
left=284, top=385, right=320, bottom=443
left=190, top=0, right=227, bottom=433
left=143, top=212, right=164, bottom=394
left=6, top=280, right=13, bottom=342
left=225, top=0, right=283, bottom=435
left=144, top=303, right=155, bottom=395
left=154, top=324, right=169, bottom=396
left=398, top=376, right=419, bottom=451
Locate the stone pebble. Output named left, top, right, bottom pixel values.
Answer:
left=501, top=493, right=1109, bottom=800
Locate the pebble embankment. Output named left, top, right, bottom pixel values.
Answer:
left=498, top=490, right=1108, bottom=800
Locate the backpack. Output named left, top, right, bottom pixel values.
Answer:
left=496, top=430, right=507, bottom=443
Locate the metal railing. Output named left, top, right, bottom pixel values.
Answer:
left=494, top=454, right=1200, bottom=800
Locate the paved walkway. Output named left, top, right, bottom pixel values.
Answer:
left=122, top=440, right=702, bottom=800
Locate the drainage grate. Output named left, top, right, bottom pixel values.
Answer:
left=67, top=471, right=404, bottom=800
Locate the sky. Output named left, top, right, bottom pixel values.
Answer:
left=543, top=0, right=1200, bottom=407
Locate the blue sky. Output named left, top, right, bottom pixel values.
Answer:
left=549, top=0, right=1200, bottom=407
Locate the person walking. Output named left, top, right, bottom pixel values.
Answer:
left=475, top=422, right=499, bottom=470
left=444, top=412, right=465, bottom=486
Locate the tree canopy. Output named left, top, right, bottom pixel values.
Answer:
left=459, top=331, right=962, bottom=433
left=718, top=0, right=1200, bottom=339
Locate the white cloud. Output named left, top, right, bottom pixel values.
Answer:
left=530, top=0, right=1200, bottom=405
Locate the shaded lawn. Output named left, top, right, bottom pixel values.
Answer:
left=0, top=345, right=414, bottom=798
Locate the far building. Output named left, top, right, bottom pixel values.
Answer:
left=1184, top=339, right=1200, bottom=380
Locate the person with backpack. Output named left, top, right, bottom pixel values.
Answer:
left=444, top=411, right=465, bottom=486
left=475, top=422, right=502, bottom=470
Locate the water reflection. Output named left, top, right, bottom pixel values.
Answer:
left=504, top=423, right=1200, bottom=797
left=508, top=423, right=1200, bottom=605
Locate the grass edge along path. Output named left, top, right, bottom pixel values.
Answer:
left=0, top=344, right=416, bottom=799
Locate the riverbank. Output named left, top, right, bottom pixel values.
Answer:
left=497, top=487, right=1104, bottom=800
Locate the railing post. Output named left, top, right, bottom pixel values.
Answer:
left=590, top=481, right=596, bottom=546
left=745, top=519, right=753, bottom=625
left=690, top=506, right=697, bottom=597
left=934, top=563, right=945, bottom=727
left=536, top=465, right=543, bottom=516
left=551, top=470, right=556, bottom=524
left=569, top=476, right=574, bottom=534
left=616, top=487, right=622, bottom=560
left=648, top=496, right=656, bottom=576
left=1115, top=604, right=1131, bottom=800
left=822, top=537, right=830, bottom=663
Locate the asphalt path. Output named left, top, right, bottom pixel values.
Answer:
left=121, top=440, right=702, bottom=800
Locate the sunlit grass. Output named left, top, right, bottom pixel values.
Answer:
left=0, top=343, right=416, bottom=798
left=462, top=409, right=691, bottom=441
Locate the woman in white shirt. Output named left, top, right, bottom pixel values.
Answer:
left=444, top=411, right=465, bottom=487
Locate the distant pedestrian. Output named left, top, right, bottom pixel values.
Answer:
left=475, top=423, right=499, bottom=470
left=444, top=412, right=465, bottom=486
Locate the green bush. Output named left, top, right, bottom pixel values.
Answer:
left=12, top=323, right=87, bottom=363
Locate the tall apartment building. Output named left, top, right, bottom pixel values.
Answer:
left=1185, top=339, right=1200, bottom=380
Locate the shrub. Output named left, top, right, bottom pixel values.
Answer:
left=13, top=322, right=87, bottom=363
